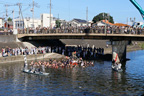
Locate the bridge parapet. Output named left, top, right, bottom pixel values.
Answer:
left=17, top=33, right=144, bottom=41
left=17, top=27, right=144, bottom=35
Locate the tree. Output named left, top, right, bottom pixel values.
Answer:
left=56, top=20, right=61, bottom=28
left=8, top=17, right=12, bottom=22
left=92, top=13, right=114, bottom=23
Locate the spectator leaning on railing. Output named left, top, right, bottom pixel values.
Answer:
left=17, top=25, right=144, bottom=35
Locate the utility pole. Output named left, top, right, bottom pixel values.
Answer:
left=50, top=0, right=51, bottom=29
left=105, top=13, right=107, bottom=34
left=12, top=10, right=14, bottom=30
left=17, top=3, right=27, bottom=31
left=3, top=14, right=5, bottom=30
left=33, top=0, right=34, bottom=28
left=5, top=5, right=8, bottom=30
left=86, top=7, right=88, bottom=22
left=107, top=13, right=110, bottom=21
left=5, top=3, right=26, bottom=31
left=103, top=13, right=104, bottom=20
left=30, top=0, right=39, bottom=29
left=17, top=3, right=21, bottom=30
left=86, top=7, right=88, bottom=26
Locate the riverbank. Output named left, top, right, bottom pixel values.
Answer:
left=104, top=41, right=144, bottom=54
left=0, top=39, right=144, bottom=63
left=0, top=53, right=65, bottom=64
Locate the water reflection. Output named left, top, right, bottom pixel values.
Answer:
left=0, top=50, right=144, bottom=95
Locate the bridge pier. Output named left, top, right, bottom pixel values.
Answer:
left=112, top=40, right=129, bottom=62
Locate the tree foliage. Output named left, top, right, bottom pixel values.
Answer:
left=92, top=13, right=114, bottom=23
left=56, top=20, right=61, bottom=28
left=8, top=17, right=12, bottom=22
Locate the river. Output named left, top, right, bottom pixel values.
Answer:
left=0, top=50, right=144, bottom=96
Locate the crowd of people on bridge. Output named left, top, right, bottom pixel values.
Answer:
left=18, top=25, right=144, bottom=35
left=1, top=24, right=144, bottom=35
left=0, top=28, right=13, bottom=35
left=0, top=45, right=105, bottom=60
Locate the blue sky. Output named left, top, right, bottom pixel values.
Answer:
left=0, top=0, right=144, bottom=23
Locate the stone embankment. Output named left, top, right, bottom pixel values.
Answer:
left=0, top=53, right=65, bottom=64
left=0, top=35, right=16, bottom=42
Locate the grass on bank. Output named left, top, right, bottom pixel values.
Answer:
left=140, top=43, right=144, bottom=49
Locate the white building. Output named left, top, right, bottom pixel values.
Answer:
left=13, top=13, right=56, bottom=29
left=69, top=19, right=91, bottom=27
left=14, top=18, right=41, bottom=29
left=41, top=13, right=55, bottom=28
left=0, top=18, right=4, bottom=28
left=96, top=21, right=105, bottom=26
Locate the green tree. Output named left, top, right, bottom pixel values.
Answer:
left=8, top=17, right=12, bottom=22
left=56, top=20, right=61, bottom=28
left=92, top=13, right=114, bottom=23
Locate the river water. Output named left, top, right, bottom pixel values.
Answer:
left=0, top=50, right=144, bottom=96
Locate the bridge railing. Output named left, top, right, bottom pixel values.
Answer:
left=18, top=27, right=144, bottom=35
left=0, top=32, right=13, bottom=35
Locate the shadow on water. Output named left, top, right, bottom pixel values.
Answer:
left=84, top=54, right=112, bottom=61
left=24, top=39, right=66, bottom=47
left=74, top=91, right=106, bottom=96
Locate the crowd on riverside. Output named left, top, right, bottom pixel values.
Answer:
left=18, top=25, right=144, bottom=35
left=1, top=45, right=105, bottom=59
left=26, top=56, right=94, bottom=72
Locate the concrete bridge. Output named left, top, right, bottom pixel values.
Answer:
left=17, top=33, right=144, bottom=41
left=17, top=33, right=144, bottom=62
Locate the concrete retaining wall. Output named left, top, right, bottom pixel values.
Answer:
left=0, top=53, right=65, bottom=64
left=0, top=35, right=16, bottom=42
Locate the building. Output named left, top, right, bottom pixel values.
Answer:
left=69, top=18, right=91, bottom=27
left=4, top=21, right=13, bottom=29
left=95, top=20, right=130, bottom=27
left=13, top=13, right=57, bottom=29
left=14, top=18, right=41, bottom=29
left=95, top=21, right=105, bottom=26
left=53, top=18, right=69, bottom=28
left=0, top=18, right=4, bottom=28
left=41, top=13, right=55, bottom=28
left=95, top=20, right=114, bottom=27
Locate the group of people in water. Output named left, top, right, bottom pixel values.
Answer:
left=24, top=55, right=94, bottom=73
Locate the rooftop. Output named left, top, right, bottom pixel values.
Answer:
left=101, top=20, right=130, bottom=27
left=72, top=19, right=88, bottom=23
left=0, top=17, right=4, bottom=19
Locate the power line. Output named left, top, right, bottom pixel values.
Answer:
left=22, top=6, right=31, bottom=12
